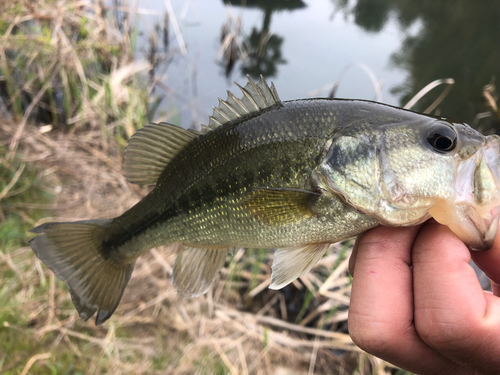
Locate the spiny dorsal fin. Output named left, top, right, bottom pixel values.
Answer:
left=270, top=243, right=331, bottom=290
left=123, top=122, right=199, bottom=186
left=173, top=246, right=229, bottom=297
left=203, top=75, right=282, bottom=132
left=242, top=188, right=320, bottom=226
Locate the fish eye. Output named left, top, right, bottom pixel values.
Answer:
left=427, top=124, right=457, bottom=153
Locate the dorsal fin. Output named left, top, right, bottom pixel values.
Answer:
left=123, top=122, right=199, bottom=186
left=203, top=74, right=282, bottom=133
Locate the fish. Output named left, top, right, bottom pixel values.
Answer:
left=29, top=75, right=500, bottom=325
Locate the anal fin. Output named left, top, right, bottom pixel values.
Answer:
left=173, top=246, right=229, bottom=297
left=270, top=243, right=331, bottom=289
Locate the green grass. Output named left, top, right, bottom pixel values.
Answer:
left=0, top=321, right=87, bottom=375
left=0, top=1, right=412, bottom=373
left=0, top=149, right=82, bottom=374
left=0, top=156, right=84, bottom=374
left=0, top=149, right=51, bottom=244
left=0, top=0, right=155, bottom=147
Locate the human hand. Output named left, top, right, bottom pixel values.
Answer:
left=348, top=220, right=500, bottom=375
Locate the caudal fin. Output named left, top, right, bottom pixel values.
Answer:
left=29, top=220, right=134, bottom=325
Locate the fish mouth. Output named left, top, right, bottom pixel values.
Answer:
left=464, top=207, right=499, bottom=251
left=429, top=135, right=500, bottom=251
left=463, top=135, right=500, bottom=250
left=428, top=201, right=498, bottom=251
left=473, top=135, right=500, bottom=250
left=482, top=135, right=500, bottom=190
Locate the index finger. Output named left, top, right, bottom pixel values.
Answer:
left=412, top=221, right=500, bottom=372
left=348, top=225, right=468, bottom=374
left=471, top=225, right=500, bottom=296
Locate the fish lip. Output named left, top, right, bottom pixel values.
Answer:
left=484, top=135, right=500, bottom=186
left=480, top=136, right=500, bottom=250
left=453, top=123, right=485, bottom=159
left=483, top=215, right=499, bottom=250
left=468, top=213, right=498, bottom=251
left=480, top=136, right=500, bottom=244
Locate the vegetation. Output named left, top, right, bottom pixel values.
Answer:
left=4, top=1, right=498, bottom=374
left=0, top=1, right=397, bottom=374
left=0, top=0, right=153, bottom=149
left=333, top=0, right=500, bottom=133
left=0, top=118, right=392, bottom=374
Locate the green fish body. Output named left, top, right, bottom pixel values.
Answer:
left=30, top=76, right=500, bottom=324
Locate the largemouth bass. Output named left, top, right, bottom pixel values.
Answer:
left=30, top=76, right=500, bottom=325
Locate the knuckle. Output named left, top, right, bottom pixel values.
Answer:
left=349, top=320, right=402, bottom=356
left=415, top=315, right=475, bottom=350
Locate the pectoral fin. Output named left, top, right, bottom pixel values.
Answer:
left=242, top=188, right=320, bottom=226
left=173, top=246, right=229, bottom=297
left=270, top=243, right=331, bottom=289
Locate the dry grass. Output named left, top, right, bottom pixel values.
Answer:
left=0, top=115, right=402, bottom=374
left=5, top=78, right=497, bottom=374
left=0, top=0, right=155, bottom=156
left=0, top=1, right=414, bottom=374
left=2, top=2, right=498, bottom=371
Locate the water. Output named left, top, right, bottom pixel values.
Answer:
left=128, top=0, right=500, bottom=132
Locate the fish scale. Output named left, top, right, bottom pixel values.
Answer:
left=29, top=75, right=500, bottom=324
left=111, top=101, right=362, bottom=250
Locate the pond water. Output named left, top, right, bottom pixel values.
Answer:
left=127, top=0, right=500, bottom=133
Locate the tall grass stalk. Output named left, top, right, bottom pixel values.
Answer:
left=0, top=1, right=406, bottom=373
left=0, top=0, right=155, bottom=156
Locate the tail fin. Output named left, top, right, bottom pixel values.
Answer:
left=29, top=219, right=134, bottom=325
